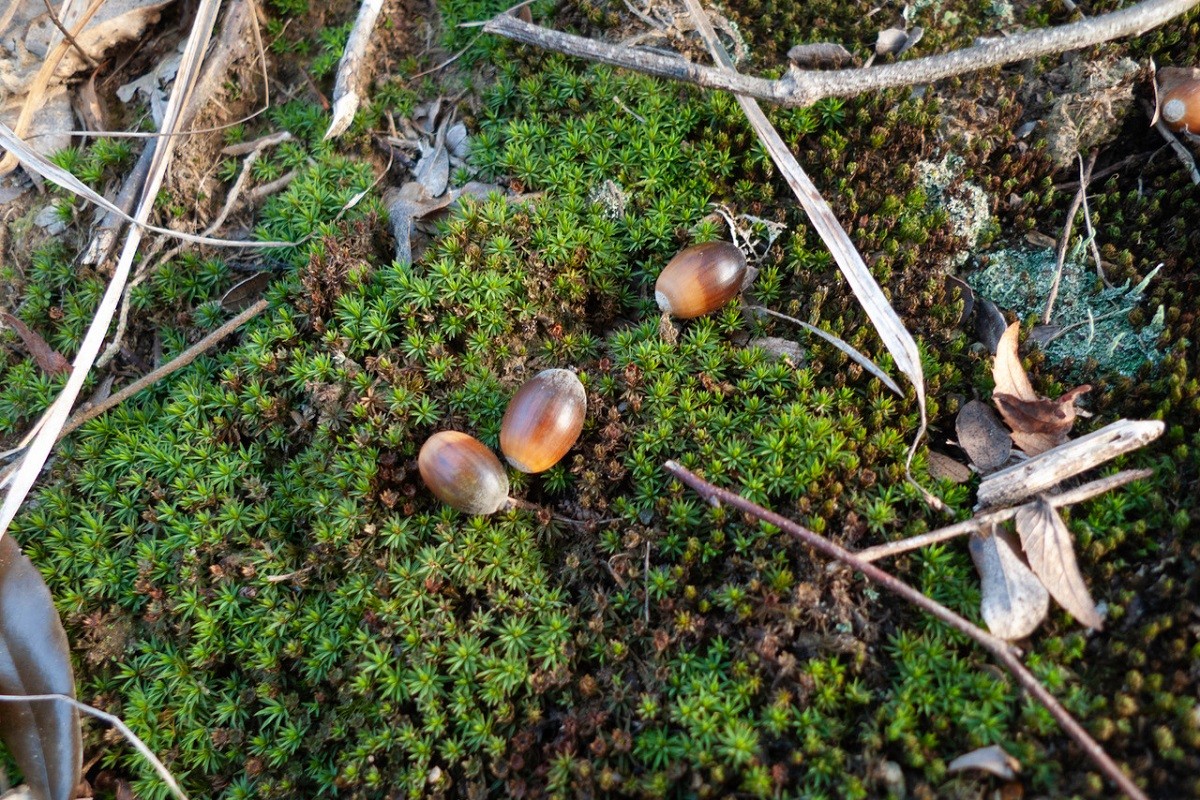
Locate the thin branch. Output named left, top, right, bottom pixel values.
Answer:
left=0, top=694, right=188, bottom=800
left=41, top=0, right=98, bottom=68
left=856, top=468, right=1151, bottom=562
left=483, top=0, right=1200, bottom=108
left=63, top=300, right=270, bottom=440
left=1043, top=150, right=1098, bottom=324
left=663, top=460, right=1147, bottom=800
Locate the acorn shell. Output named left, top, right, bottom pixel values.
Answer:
left=500, top=369, right=587, bottom=473
left=418, top=431, right=510, bottom=515
left=655, top=241, right=748, bottom=319
left=1161, top=78, right=1200, bottom=133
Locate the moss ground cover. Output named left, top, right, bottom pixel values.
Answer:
left=0, top=1, right=1197, bottom=798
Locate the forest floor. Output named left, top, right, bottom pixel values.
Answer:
left=0, top=0, right=1198, bottom=798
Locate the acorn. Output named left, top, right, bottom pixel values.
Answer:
left=655, top=241, right=748, bottom=319
left=501, top=369, right=586, bottom=473
left=1161, top=76, right=1200, bottom=133
left=418, top=431, right=510, bottom=515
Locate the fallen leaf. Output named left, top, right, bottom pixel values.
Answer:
left=994, top=384, right=1090, bottom=456
left=992, top=322, right=1036, bottom=402
left=1015, top=497, right=1103, bottom=629
left=1028, top=324, right=1061, bottom=348
left=220, top=272, right=273, bottom=312
left=927, top=451, right=972, bottom=483
left=955, top=400, right=1012, bottom=473
left=991, top=323, right=1090, bottom=456
left=414, top=140, right=449, bottom=198
left=0, top=533, right=82, bottom=800
left=1, top=312, right=70, bottom=375
left=969, top=526, right=1049, bottom=640
left=947, top=744, right=1022, bottom=780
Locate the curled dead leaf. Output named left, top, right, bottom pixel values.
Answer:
left=1015, top=497, right=1103, bottom=629
left=992, top=322, right=1036, bottom=402
left=994, top=384, right=1091, bottom=456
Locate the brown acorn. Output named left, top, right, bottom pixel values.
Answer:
left=1161, top=77, right=1200, bottom=133
left=418, top=431, right=510, bottom=515
left=654, top=241, right=747, bottom=319
left=501, top=369, right=586, bottom=473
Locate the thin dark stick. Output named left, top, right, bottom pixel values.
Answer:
left=1052, top=150, right=1155, bottom=190
left=483, top=0, right=1199, bottom=108
left=1043, top=150, right=1098, bottom=324
left=41, top=0, right=97, bottom=68
left=65, top=299, right=270, bottom=439
left=663, top=460, right=1148, bottom=800
left=856, top=468, right=1151, bottom=562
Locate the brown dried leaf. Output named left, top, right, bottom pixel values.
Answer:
left=992, top=322, right=1036, bottom=402
left=955, top=400, right=1011, bottom=473
left=947, top=744, right=1022, bottom=780
left=1, top=312, right=70, bottom=376
left=220, top=272, right=273, bottom=312
left=969, top=526, right=1049, bottom=640
left=1015, top=497, right=1103, bottom=629
left=995, top=384, right=1091, bottom=456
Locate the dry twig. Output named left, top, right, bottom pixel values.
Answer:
left=0, top=300, right=269, bottom=490
left=663, top=460, right=1148, bottom=800
left=483, top=0, right=1199, bottom=108
left=976, top=419, right=1164, bottom=508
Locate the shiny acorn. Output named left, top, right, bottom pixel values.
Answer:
left=501, top=369, right=586, bottom=473
left=1161, top=77, right=1200, bottom=133
left=655, top=241, right=748, bottom=319
left=418, top=431, right=510, bottom=515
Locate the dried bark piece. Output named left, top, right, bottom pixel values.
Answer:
left=976, top=419, right=1163, bottom=508
left=1, top=312, right=70, bottom=375
left=786, top=43, right=855, bottom=68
